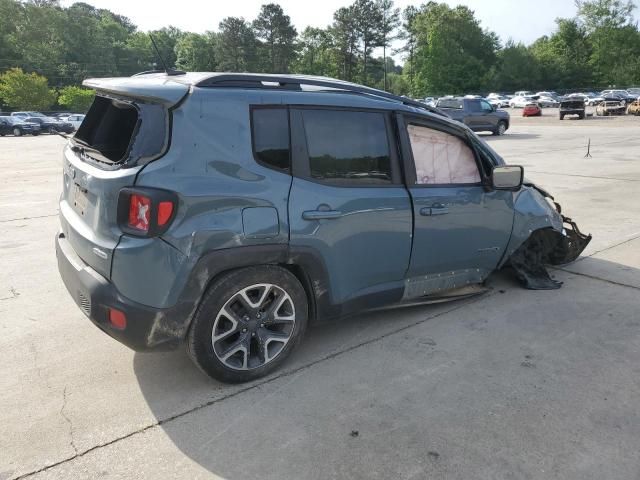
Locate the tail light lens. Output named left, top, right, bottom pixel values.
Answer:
left=118, top=188, right=177, bottom=237
left=128, top=194, right=151, bottom=232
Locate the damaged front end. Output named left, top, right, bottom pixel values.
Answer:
left=501, top=183, right=592, bottom=290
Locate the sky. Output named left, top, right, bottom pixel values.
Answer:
left=58, top=0, right=637, bottom=59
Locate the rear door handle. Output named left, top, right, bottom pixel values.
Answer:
left=302, top=210, right=343, bottom=220
left=420, top=206, right=449, bottom=216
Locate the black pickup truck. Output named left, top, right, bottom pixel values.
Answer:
left=436, top=97, right=510, bottom=135
left=559, top=99, right=585, bottom=120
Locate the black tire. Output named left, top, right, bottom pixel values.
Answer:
left=32, top=132, right=40, bottom=136
left=493, top=120, right=507, bottom=136
left=578, top=112, right=585, bottom=120
left=13, top=127, right=22, bottom=137
left=187, top=265, right=308, bottom=383
left=559, top=114, right=564, bottom=120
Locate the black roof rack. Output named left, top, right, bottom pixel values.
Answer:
left=195, top=74, right=446, bottom=116
left=133, top=69, right=186, bottom=77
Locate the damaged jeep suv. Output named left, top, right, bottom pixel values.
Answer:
left=56, top=73, right=590, bottom=383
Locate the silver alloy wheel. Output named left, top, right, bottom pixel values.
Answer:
left=211, top=283, right=295, bottom=370
left=13, top=127, right=21, bottom=136
left=498, top=122, right=506, bottom=135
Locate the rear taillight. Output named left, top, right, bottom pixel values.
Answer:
left=118, top=188, right=177, bottom=237
left=128, top=194, right=151, bottom=232
left=157, top=201, right=174, bottom=226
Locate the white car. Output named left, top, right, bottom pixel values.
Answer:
left=61, top=114, right=85, bottom=130
left=514, top=90, right=534, bottom=98
left=510, top=96, right=535, bottom=108
left=487, top=96, right=510, bottom=108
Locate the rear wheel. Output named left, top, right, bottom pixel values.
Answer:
left=187, top=266, right=308, bottom=383
left=12, top=127, right=22, bottom=136
left=559, top=114, right=564, bottom=120
left=493, top=121, right=507, bottom=136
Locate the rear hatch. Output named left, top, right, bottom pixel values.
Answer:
left=59, top=75, right=188, bottom=279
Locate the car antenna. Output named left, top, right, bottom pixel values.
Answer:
left=148, top=34, right=185, bottom=76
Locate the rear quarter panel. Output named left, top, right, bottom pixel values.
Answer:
left=118, top=89, right=292, bottom=308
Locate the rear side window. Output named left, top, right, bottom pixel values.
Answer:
left=301, top=109, right=392, bottom=185
left=436, top=98, right=462, bottom=109
left=467, top=100, right=482, bottom=112
left=74, top=95, right=167, bottom=166
left=251, top=108, right=290, bottom=171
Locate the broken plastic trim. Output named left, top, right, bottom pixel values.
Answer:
left=508, top=214, right=592, bottom=290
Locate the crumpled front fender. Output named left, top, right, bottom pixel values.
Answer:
left=500, top=183, right=592, bottom=289
left=498, top=184, right=564, bottom=268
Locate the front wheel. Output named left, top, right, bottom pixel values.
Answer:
left=187, top=266, right=308, bottom=383
left=12, top=127, right=22, bottom=137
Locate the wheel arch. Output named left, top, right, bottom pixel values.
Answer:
left=180, top=245, right=334, bottom=340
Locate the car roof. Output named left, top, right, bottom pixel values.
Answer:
left=84, top=71, right=445, bottom=117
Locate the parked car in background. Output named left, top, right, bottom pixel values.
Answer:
left=522, top=103, right=542, bottom=117
left=596, top=99, right=626, bottom=116
left=559, top=98, right=586, bottom=120
left=487, top=95, right=510, bottom=108
left=582, top=92, right=605, bottom=105
left=50, top=112, right=73, bottom=120
left=510, top=96, right=535, bottom=108
left=626, top=100, right=640, bottom=115
left=0, top=115, right=41, bottom=136
left=601, top=89, right=636, bottom=104
left=436, top=96, right=510, bottom=135
left=514, top=90, right=535, bottom=97
left=536, top=91, right=561, bottom=100
left=62, top=114, right=85, bottom=130
left=536, top=96, right=559, bottom=108
left=55, top=72, right=589, bottom=383
left=11, top=111, right=46, bottom=119
left=23, top=116, right=74, bottom=134
left=626, top=87, right=640, bottom=98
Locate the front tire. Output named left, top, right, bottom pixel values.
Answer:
left=12, top=127, right=22, bottom=137
left=187, top=266, right=308, bottom=383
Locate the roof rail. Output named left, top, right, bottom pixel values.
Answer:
left=195, top=74, right=446, bottom=116
left=133, top=69, right=186, bottom=77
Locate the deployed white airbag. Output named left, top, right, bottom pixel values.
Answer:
left=408, top=125, right=480, bottom=185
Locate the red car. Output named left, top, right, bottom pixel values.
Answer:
left=523, top=103, right=542, bottom=117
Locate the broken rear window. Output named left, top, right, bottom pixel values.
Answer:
left=74, top=95, right=167, bottom=167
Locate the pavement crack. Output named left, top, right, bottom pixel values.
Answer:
left=0, top=213, right=58, bottom=223
left=579, top=233, right=640, bottom=260
left=553, top=266, right=640, bottom=291
left=60, top=386, right=78, bottom=456
left=11, top=293, right=492, bottom=480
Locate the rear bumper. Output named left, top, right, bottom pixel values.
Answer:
left=56, top=232, right=182, bottom=351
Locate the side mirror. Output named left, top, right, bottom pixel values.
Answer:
left=491, top=165, right=524, bottom=191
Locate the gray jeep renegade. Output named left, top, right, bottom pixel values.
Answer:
left=56, top=72, right=590, bottom=383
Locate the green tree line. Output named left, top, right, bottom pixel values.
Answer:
left=1, top=0, right=639, bottom=110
